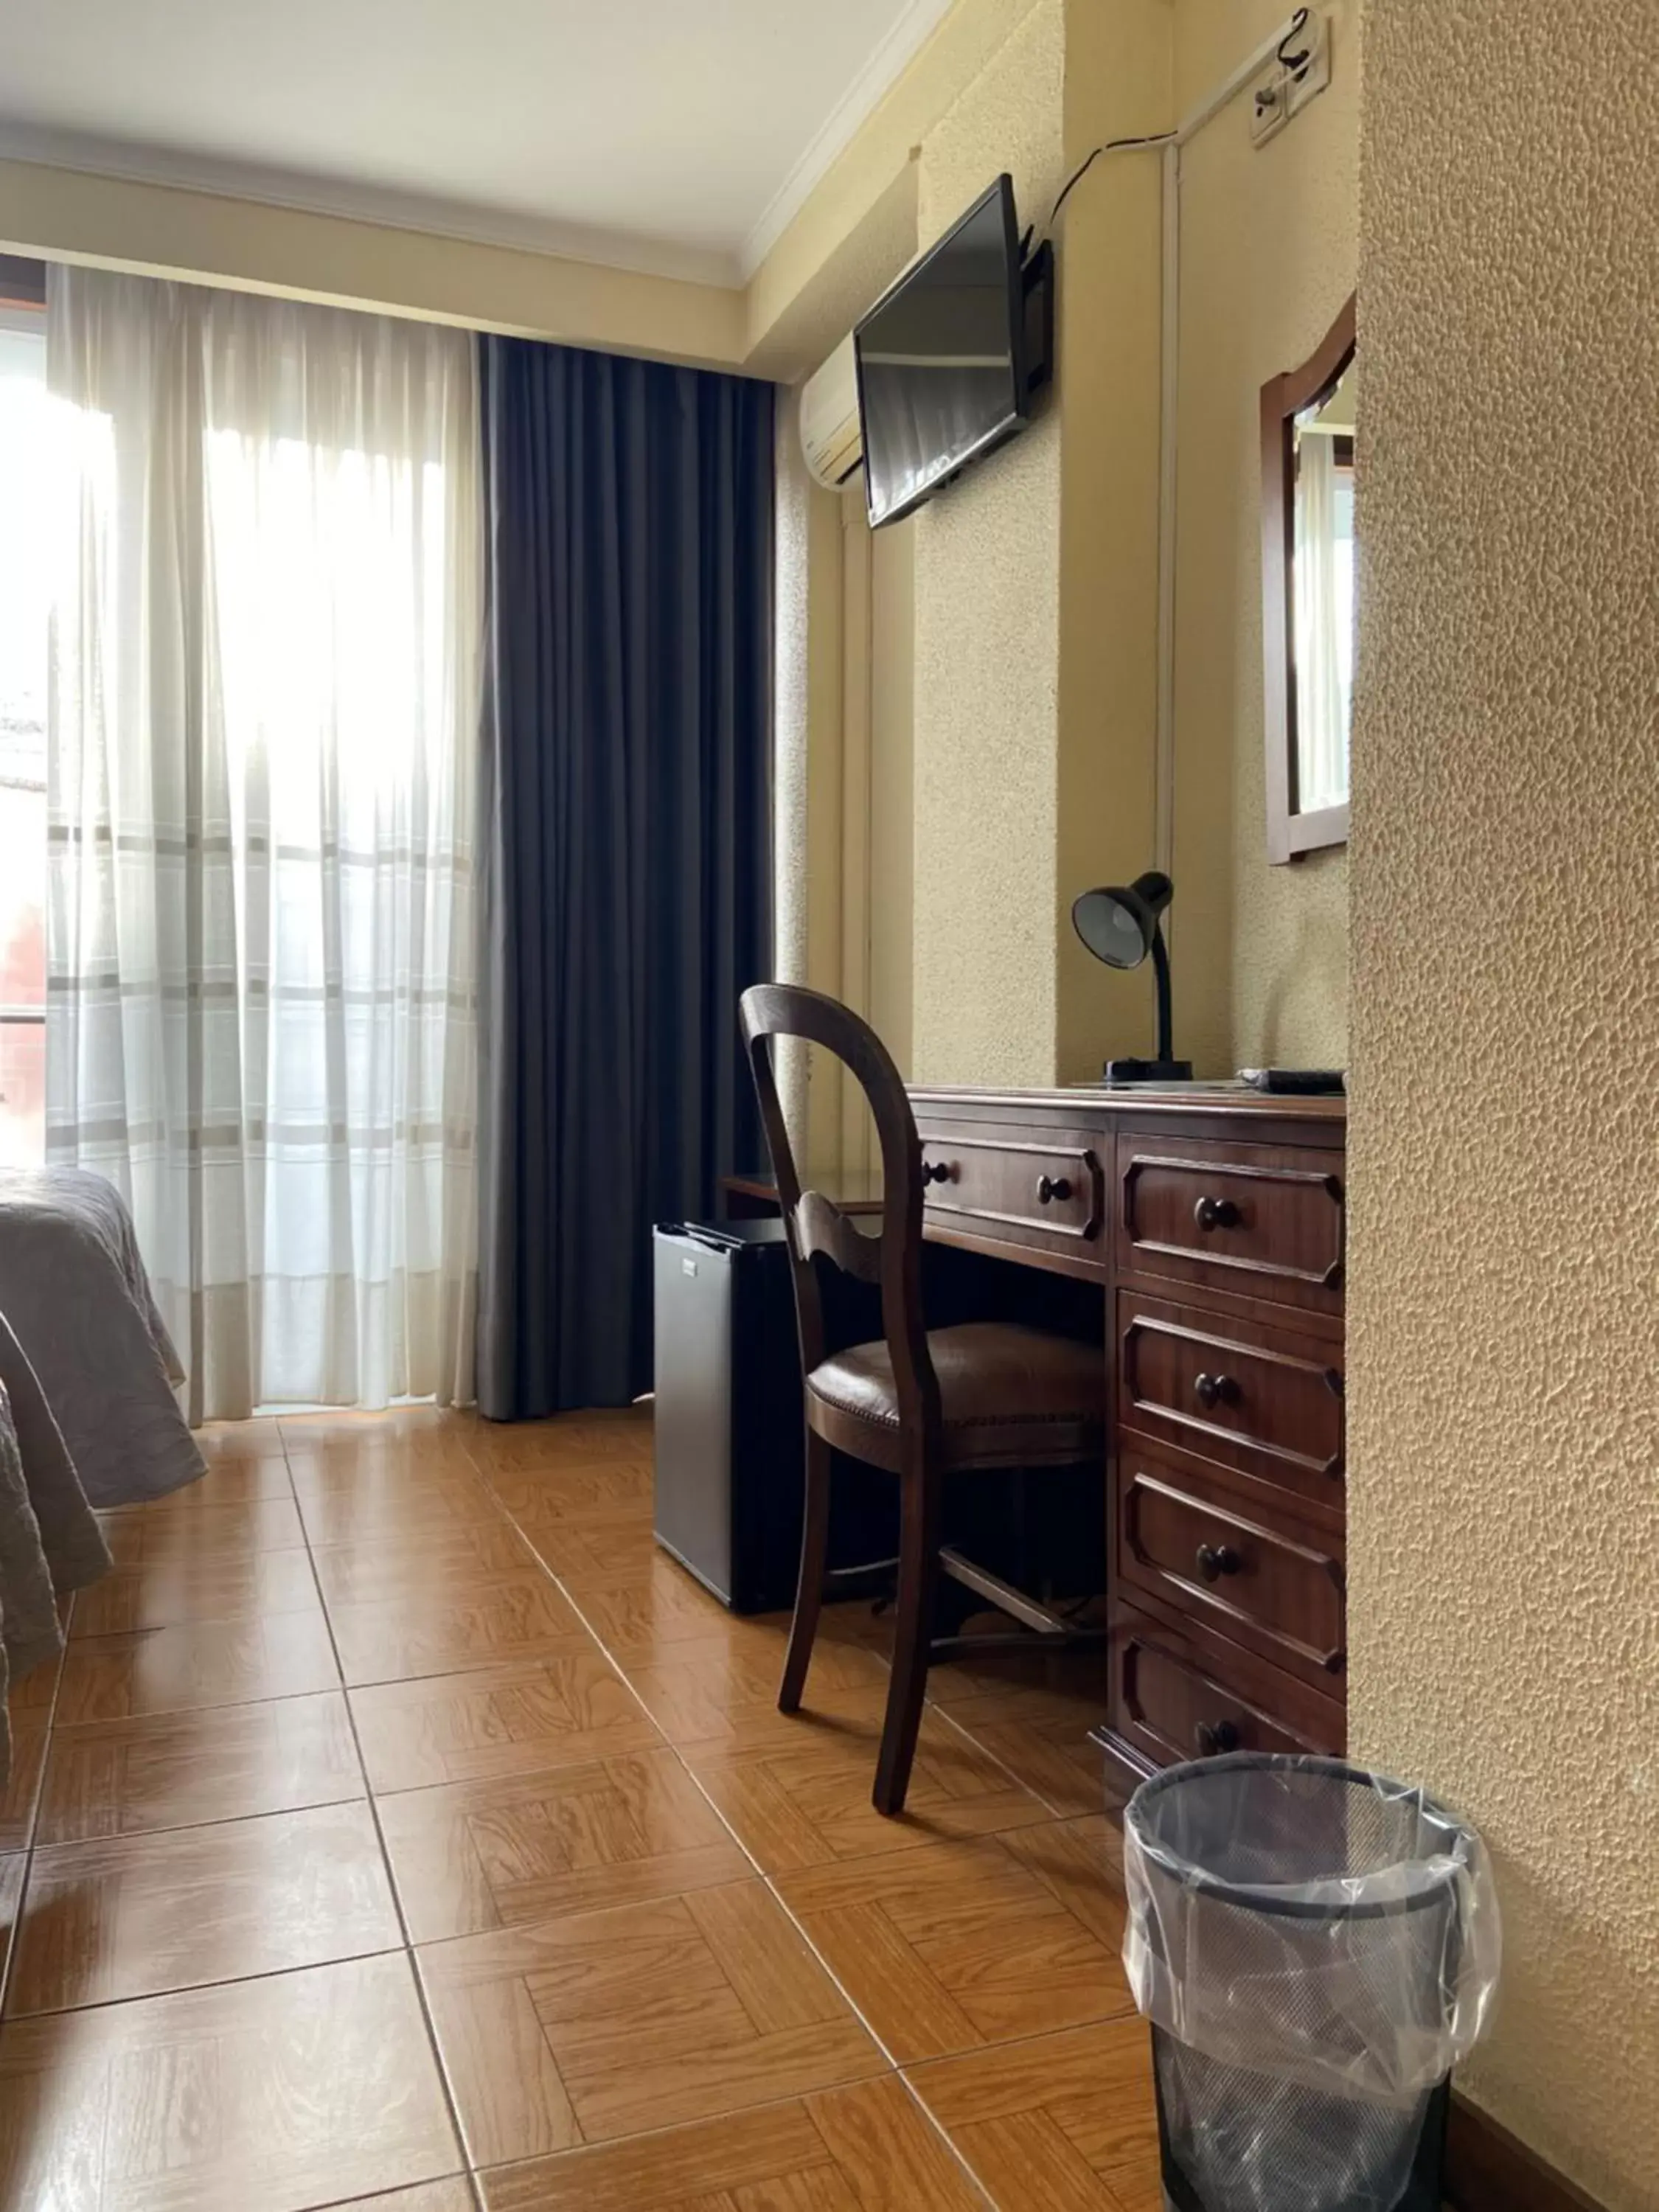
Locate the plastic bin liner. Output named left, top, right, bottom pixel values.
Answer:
left=1124, top=1755, right=1500, bottom=2103
left=1122, top=1756, right=1500, bottom=2212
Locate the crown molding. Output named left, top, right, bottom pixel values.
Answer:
left=0, top=120, right=745, bottom=291
left=739, top=0, right=953, bottom=281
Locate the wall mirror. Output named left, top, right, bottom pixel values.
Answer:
left=1261, top=294, right=1355, bottom=863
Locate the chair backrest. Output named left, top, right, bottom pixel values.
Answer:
left=738, top=984, right=939, bottom=1450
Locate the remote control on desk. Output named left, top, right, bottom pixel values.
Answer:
left=1237, top=1068, right=1346, bottom=1096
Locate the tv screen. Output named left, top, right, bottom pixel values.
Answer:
left=855, top=173, right=1027, bottom=529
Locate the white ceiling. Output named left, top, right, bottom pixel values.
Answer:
left=0, top=0, right=950, bottom=285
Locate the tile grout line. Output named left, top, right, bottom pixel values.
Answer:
left=277, top=1419, right=481, bottom=2203
left=457, top=1427, right=1026, bottom=2207
left=63, top=1412, right=1104, bottom=2207
left=464, top=1426, right=1138, bottom=2204
left=0, top=1586, right=72, bottom=2023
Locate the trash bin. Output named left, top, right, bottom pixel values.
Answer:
left=1121, top=1754, right=1500, bottom=2212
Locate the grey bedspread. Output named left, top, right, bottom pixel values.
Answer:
left=0, top=1168, right=206, bottom=1508
left=0, top=1310, right=111, bottom=1781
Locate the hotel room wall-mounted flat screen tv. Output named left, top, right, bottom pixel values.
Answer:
left=855, top=173, right=1028, bottom=529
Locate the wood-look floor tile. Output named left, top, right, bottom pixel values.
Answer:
left=560, top=1555, right=737, bottom=1658
left=776, top=1827, right=1133, bottom=2064
left=323, top=2185, right=475, bottom=2212
left=310, top=1522, right=540, bottom=1609
left=620, top=1618, right=891, bottom=1747
left=327, top=1569, right=588, bottom=1687
left=0, top=1951, right=461, bottom=2211
left=317, top=1552, right=546, bottom=1624
left=131, top=1457, right=294, bottom=1508
left=478, top=2074, right=987, bottom=2212
left=0, top=1857, right=22, bottom=1992
left=378, top=1749, right=750, bottom=1942
left=290, top=1425, right=484, bottom=1478
left=97, top=1495, right=308, bottom=1564
left=196, top=1416, right=287, bottom=1462
left=36, top=1690, right=364, bottom=1844
left=8, top=1800, right=400, bottom=2014
left=7, top=1644, right=63, bottom=1718
left=487, top=1461, right=654, bottom=1523
left=908, top=2015, right=1161, bottom=2212
left=69, top=1547, right=323, bottom=1638
left=420, top=1879, right=883, bottom=2163
left=298, top=1480, right=504, bottom=1549
left=513, top=1513, right=661, bottom=1587
left=470, top=1414, right=652, bottom=1474
left=682, top=1703, right=1048, bottom=1875
left=288, top=1449, right=487, bottom=1503
left=942, top=1679, right=1114, bottom=1820
left=0, top=1718, right=46, bottom=1853
left=55, top=1613, right=341, bottom=1724
left=352, top=1655, right=659, bottom=1793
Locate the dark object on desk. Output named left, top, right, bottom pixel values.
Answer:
left=1072, top=870, right=1194, bottom=1084
left=740, top=982, right=1106, bottom=1819
left=1239, top=1067, right=1346, bottom=1096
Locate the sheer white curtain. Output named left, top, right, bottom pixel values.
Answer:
left=1293, top=429, right=1351, bottom=813
left=45, top=268, right=481, bottom=1419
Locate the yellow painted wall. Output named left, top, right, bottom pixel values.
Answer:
left=910, top=0, right=1065, bottom=1086
left=1054, top=0, right=1171, bottom=1084
left=1350, top=9, right=1659, bottom=2205
left=1171, top=0, right=1355, bottom=1077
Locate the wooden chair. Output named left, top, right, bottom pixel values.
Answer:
left=739, top=983, right=1106, bottom=1816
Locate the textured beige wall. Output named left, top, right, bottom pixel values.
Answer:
left=1053, top=0, right=1170, bottom=1084
left=1350, top=10, right=1659, bottom=2206
left=1171, top=0, right=1354, bottom=1077
left=911, top=0, right=1067, bottom=1086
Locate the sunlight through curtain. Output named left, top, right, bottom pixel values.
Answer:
left=45, top=268, right=481, bottom=1418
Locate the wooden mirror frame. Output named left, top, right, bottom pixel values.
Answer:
left=1261, top=292, right=1355, bottom=864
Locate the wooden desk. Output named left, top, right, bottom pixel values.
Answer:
left=908, top=1080, right=1347, bottom=1794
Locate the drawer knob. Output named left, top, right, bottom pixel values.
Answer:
left=1193, top=1371, right=1240, bottom=1411
left=1194, top=1194, right=1240, bottom=1232
left=1036, top=1174, right=1072, bottom=1205
left=1195, top=1719, right=1242, bottom=1758
left=1195, top=1543, right=1242, bottom=1582
left=921, top=1159, right=953, bottom=1186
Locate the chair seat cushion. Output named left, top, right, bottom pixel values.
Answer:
left=806, top=1321, right=1104, bottom=1473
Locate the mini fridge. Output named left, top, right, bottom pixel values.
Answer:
left=652, top=1220, right=810, bottom=1613
left=652, top=1218, right=891, bottom=1614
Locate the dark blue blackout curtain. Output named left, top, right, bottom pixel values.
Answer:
left=476, top=337, right=774, bottom=1419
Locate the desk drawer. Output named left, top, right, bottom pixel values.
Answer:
left=1118, top=1448, right=1346, bottom=1683
left=1118, top=1293, right=1344, bottom=1505
left=1110, top=1600, right=1344, bottom=1771
left=916, top=1122, right=1105, bottom=1250
left=1117, top=1134, right=1343, bottom=1317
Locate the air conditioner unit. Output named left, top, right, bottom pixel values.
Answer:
left=799, top=334, right=863, bottom=490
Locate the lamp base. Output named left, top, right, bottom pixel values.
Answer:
left=1102, top=1057, right=1194, bottom=1085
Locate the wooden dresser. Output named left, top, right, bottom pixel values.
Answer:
left=907, top=1082, right=1347, bottom=1792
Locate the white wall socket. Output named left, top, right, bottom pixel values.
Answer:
left=1250, top=12, right=1331, bottom=149
left=1250, top=69, right=1289, bottom=145
left=1285, top=13, right=1332, bottom=117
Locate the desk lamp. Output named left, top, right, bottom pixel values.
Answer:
left=1072, top=871, right=1193, bottom=1084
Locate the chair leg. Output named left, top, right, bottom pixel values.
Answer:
left=873, top=1453, right=941, bottom=1817
left=779, top=1427, right=832, bottom=1714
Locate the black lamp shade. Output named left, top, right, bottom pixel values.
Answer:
left=1071, top=872, right=1173, bottom=970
